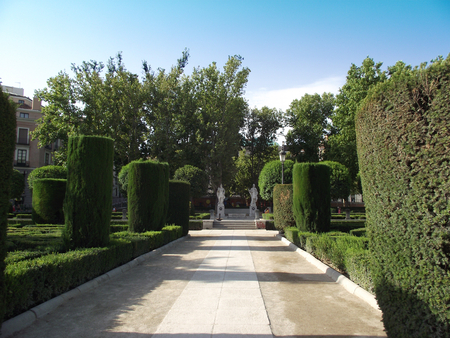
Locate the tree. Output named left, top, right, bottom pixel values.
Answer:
left=33, top=53, right=147, bottom=167
left=321, top=161, right=352, bottom=202
left=286, top=93, right=334, bottom=162
left=173, top=165, right=208, bottom=199
left=10, top=170, right=25, bottom=200
left=190, top=55, right=250, bottom=191
left=325, top=57, right=387, bottom=183
left=258, top=159, right=295, bottom=201
left=239, top=106, right=283, bottom=188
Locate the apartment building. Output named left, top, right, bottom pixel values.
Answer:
left=2, top=86, right=55, bottom=207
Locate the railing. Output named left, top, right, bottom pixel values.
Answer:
left=17, top=139, right=29, bottom=145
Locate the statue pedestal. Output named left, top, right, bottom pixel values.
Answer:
left=217, top=203, right=225, bottom=219
left=249, top=203, right=257, bottom=217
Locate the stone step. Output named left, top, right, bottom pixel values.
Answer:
left=212, top=220, right=257, bottom=230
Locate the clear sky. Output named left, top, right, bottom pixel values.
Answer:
left=1, top=0, right=449, bottom=112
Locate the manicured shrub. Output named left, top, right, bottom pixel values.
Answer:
left=32, top=179, right=66, bottom=224
left=349, top=228, right=366, bottom=237
left=27, top=165, right=67, bottom=191
left=273, top=184, right=295, bottom=231
left=167, top=180, right=190, bottom=236
left=128, top=160, right=169, bottom=232
left=356, top=56, right=450, bottom=337
left=284, top=227, right=299, bottom=245
left=258, top=160, right=294, bottom=200
left=321, top=161, right=351, bottom=201
left=63, top=136, right=114, bottom=249
left=0, top=86, right=16, bottom=325
left=162, top=225, right=183, bottom=243
left=330, top=220, right=366, bottom=233
left=173, top=165, right=208, bottom=199
left=292, top=163, right=331, bottom=232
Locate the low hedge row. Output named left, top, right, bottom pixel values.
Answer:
left=284, top=227, right=373, bottom=293
left=189, top=220, right=203, bottom=230
left=5, top=225, right=183, bottom=320
left=262, top=213, right=274, bottom=220
left=330, top=220, right=365, bottom=233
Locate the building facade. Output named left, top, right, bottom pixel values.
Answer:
left=2, top=86, right=55, bottom=208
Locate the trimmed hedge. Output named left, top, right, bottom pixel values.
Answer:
left=63, top=136, right=114, bottom=249
left=128, top=161, right=169, bottom=232
left=32, top=179, right=66, bottom=224
left=321, top=161, right=351, bottom=201
left=167, top=180, right=190, bottom=236
left=258, top=160, right=295, bottom=200
left=0, top=86, right=17, bottom=325
left=292, top=163, right=331, bottom=232
left=273, top=184, right=295, bottom=231
left=330, top=220, right=366, bottom=233
left=5, top=225, right=182, bottom=320
left=356, top=56, right=450, bottom=336
left=27, top=165, right=67, bottom=191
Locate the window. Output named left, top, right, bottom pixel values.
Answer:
left=17, top=149, right=27, bottom=165
left=18, top=128, right=29, bottom=144
left=18, top=100, right=24, bottom=104
left=19, top=113, right=29, bottom=118
left=45, top=153, right=50, bottom=165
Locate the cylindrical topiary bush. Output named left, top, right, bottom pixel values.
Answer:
left=273, top=184, right=295, bottom=232
left=128, top=160, right=169, bottom=233
left=0, top=86, right=17, bottom=325
left=292, top=163, right=331, bottom=233
left=167, top=180, right=190, bottom=236
left=356, top=57, right=450, bottom=337
left=27, top=165, right=67, bottom=191
left=32, top=179, right=66, bottom=224
left=63, top=135, right=114, bottom=249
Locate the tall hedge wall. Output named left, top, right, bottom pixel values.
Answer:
left=292, top=163, right=330, bottom=233
left=167, top=180, right=190, bottom=236
left=128, top=161, right=169, bottom=232
left=32, top=179, right=66, bottom=224
left=273, top=184, right=295, bottom=231
left=0, top=87, right=16, bottom=325
left=356, top=56, right=450, bottom=337
left=63, top=136, right=114, bottom=249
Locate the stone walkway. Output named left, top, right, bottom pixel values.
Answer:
left=6, top=230, right=386, bottom=337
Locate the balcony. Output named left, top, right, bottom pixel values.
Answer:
left=14, top=160, right=29, bottom=167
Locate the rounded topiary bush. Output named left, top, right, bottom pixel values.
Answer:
left=356, top=56, right=450, bottom=337
left=167, top=180, right=190, bottom=236
left=292, top=163, right=331, bottom=233
left=27, top=165, right=67, bottom=191
left=128, top=160, right=169, bottom=232
left=63, top=136, right=114, bottom=249
left=321, top=161, right=351, bottom=201
left=32, top=179, right=66, bottom=224
left=273, top=184, right=295, bottom=231
left=258, top=160, right=294, bottom=201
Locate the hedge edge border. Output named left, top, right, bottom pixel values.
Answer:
left=2, top=235, right=190, bottom=337
left=276, top=234, right=379, bottom=311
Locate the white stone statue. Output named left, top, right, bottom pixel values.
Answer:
left=249, top=184, right=258, bottom=217
left=216, top=184, right=225, bottom=219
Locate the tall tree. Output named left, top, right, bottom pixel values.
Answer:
left=240, top=106, right=283, bottom=185
left=325, top=57, right=387, bottom=183
left=191, top=55, right=250, bottom=191
left=286, top=93, right=335, bottom=162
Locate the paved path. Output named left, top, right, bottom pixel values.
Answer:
left=8, top=230, right=386, bottom=337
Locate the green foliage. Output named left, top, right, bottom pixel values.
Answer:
left=10, top=170, right=25, bottom=200
left=349, top=228, right=367, bottom=237
left=356, top=55, right=450, bottom=337
left=167, top=180, right=190, bottom=236
left=32, top=179, right=66, bottom=224
left=173, top=165, right=208, bottom=198
left=128, top=160, right=169, bottom=232
left=27, top=165, right=67, bottom=191
left=284, top=227, right=299, bottom=245
left=63, top=136, right=114, bottom=249
left=286, top=93, right=335, bottom=162
left=0, top=86, right=17, bottom=324
left=330, top=220, right=366, bottom=233
left=273, top=184, right=295, bottom=231
left=320, top=161, right=351, bottom=200
left=258, top=160, right=294, bottom=200
left=326, top=57, right=387, bottom=183
left=292, top=163, right=331, bottom=233
left=188, top=220, right=203, bottom=230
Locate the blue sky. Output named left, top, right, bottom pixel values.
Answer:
left=1, top=0, right=449, bottom=112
